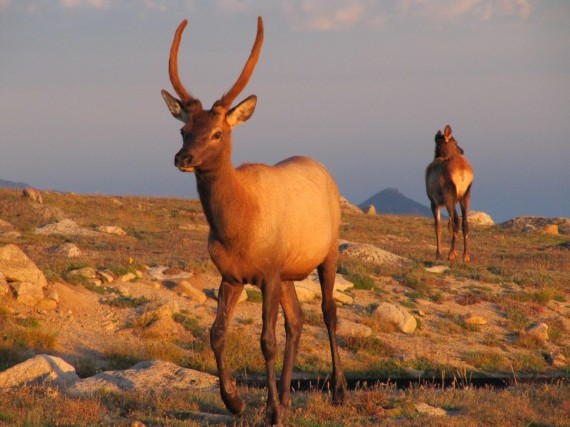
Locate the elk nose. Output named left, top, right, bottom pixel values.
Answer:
left=174, top=152, right=193, bottom=168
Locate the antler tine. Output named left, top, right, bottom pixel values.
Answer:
left=169, top=19, right=194, bottom=103
left=218, top=16, right=264, bottom=110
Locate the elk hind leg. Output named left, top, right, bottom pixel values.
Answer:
left=460, top=186, right=472, bottom=262
left=278, top=280, right=304, bottom=409
left=211, top=281, right=246, bottom=415
left=446, top=200, right=460, bottom=262
left=317, top=250, right=347, bottom=405
left=431, top=201, right=443, bottom=260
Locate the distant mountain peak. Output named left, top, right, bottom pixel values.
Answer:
left=0, top=178, right=30, bottom=189
left=358, top=188, right=431, bottom=217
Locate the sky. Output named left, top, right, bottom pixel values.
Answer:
left=1, top=0, right=569, bottom=223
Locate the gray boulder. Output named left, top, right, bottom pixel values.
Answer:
left=68, top=360, right=218, bottom=396
left=0, top=244, right=47, bottom=288
left=0, top=355, right=79, bottom=389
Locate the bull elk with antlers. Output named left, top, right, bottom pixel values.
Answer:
left=425, top=125, right=474, bottom=262
left=160, top=17, right=347, bottom=425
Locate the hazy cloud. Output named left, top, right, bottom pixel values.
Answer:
left=398, top=0, right=532, bottom=21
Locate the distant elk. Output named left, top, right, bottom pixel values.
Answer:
left=425, top=125, right=474, bottom=262
left=160, top=17, right=346, bottom=425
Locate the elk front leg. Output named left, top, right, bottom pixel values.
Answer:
left=261, top=277, right=283, bottom=426
left=278, top=280, right=304, bottom=409
left=318, top=252, right=347, bottom=405
left=210, top=280, right=245, bottom=415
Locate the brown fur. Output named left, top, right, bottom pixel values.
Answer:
left=425, top=125, right=473, bottom=262
left=161, top=17, right=346, bottom=425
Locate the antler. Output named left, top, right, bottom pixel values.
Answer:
left=168, top=19, right=194, bottom=103
left=218, top=16, right=264, bottom=110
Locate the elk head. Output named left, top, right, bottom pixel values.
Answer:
left=434, top=125, right=464, bottom=159
left=161, top=17, right=264, bottom=173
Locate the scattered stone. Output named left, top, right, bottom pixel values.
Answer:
left=34, top=219, right=100, bottom=237
left=67, top=360, right=218, bottom=396
left=68, top=267, right=97, bottom=280
left=337, top=319, right=372, bottom=338
left=294, top=272, right=354, bottom=304
left=468, top=211, right=494, bottom=226
left=21, top=187, right=43, bottom=204
left=0, top=231, right=22, bottom=239
left=0, top=272, right=9, bottom=297
left=47, top=242, right=82, bottom=258
left=118, top=272, right=137, bottom=283
left=0, top=355, right=79, bottom=389
left=0, top=219, right=14, bottom=230
left=339, top=241, right=411, bottom=268
left=117, top=286, right=130, bottom=297
left=147, top=266, right=193, bottom=281
left=11, top=281, right=44, bottom=307
left=174, top=280, right=208, bottom=303
left=0, top=244, right=48, bottom=288
left=415, top=402, right=447, bottom=417
left=425, top=265, right=450, bottom=274
left=97, top=269, right=115, bottom=283
left=373, top=302, right=417, bottom=334
left=499, top=216, right=570, bottom=235
left=97, top=225, right=127, bottom=236
left=364, top=204, right=377, bottom=215
left=525, top=322, right=549, bottom=341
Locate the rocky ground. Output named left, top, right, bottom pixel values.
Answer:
left=1, top=188, right=569, bottom=397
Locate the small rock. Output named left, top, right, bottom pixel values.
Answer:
left=47, top=243, right=82, bottom=258
left=468, top=211, right=494, bottom=226
left=118, top=272, right=137, bottom=283
left=526, top=322, right=549, bottom=341
left=117, top=286, right=130, bottom=297
left=11, top=281, right=45, bottom=307
left=34, top=219, right=100, bottom=237
left=97, top=269, right=115, bottom=284
left=339, top=241, right=411, bottom=268
left=175, top=280, right=208, bottom=303
left=68, top=267, right=97, bottom=280
left=147, top=266, right=192, bottom=281
left=337, top=319, right=372, bottom=338
left=97, top=225, right=127, bottom=236
left=373, top=302, right=417, bottom=334
left=425, top=265, right=450, bottom=274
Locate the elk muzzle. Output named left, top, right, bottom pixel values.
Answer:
left=174, top=151, right=195, bottom=173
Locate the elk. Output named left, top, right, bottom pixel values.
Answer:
left=161, top=17, right=346, bottom=425
left=425, top=125, right=474, bottom=262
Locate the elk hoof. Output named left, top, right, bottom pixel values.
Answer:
left=265, top=403, right=283, bottom=426
left=332, top=377, right=348, bottom=405
left=222, top=391, right=246, bottom=415
left=448, top=251, right=457, bottom=262
left=463, top=254, right=471, bottom=263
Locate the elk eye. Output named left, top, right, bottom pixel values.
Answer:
left=213, top=131, right=222, bottom=140
left=180, top=129, right=184, bottom=136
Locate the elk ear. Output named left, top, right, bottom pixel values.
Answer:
left=444, top=125, right=452, bottom=139
left=161, top=90, right=189, bottom=123
left=226, top=95, right=257, bottom=128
